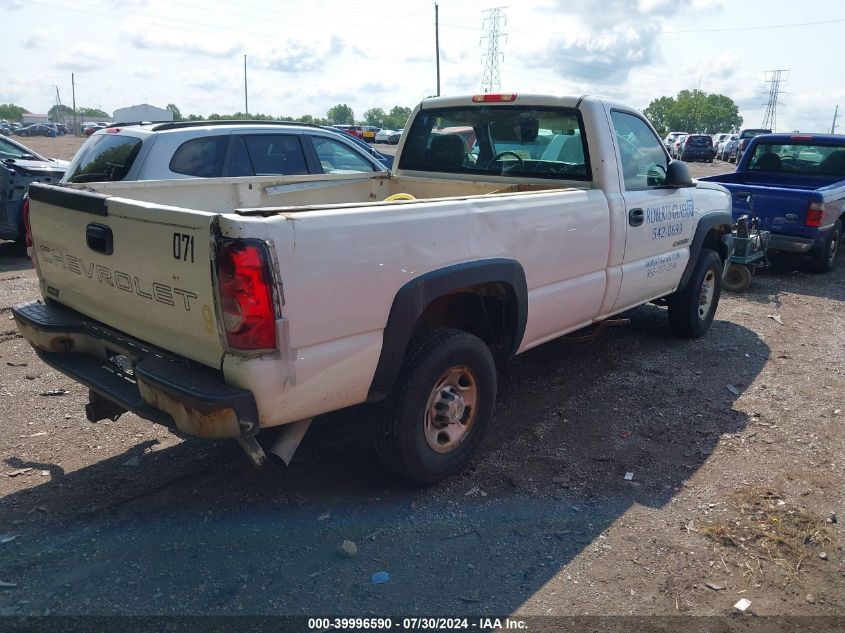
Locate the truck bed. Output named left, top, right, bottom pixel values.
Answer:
left=74, top=172, right=582, bottom=216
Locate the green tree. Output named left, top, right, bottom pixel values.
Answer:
left=78, top=107, right=108, bottom=117
left=48, top=104, right=75, bottom=121
left=166, top=103, right=182, bottom=121
left=363, top=107, right=386, bottom=127
left=326, top=103, right=354, bottom=125
left=644, top=90, right=742, bottom=136
left=0, top=103, right=27, bottom=122
left=384, top=105, right=412, bottom=130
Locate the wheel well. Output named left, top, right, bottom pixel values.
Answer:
left=412, top=282, right=518, bottom=357
left=702, top=226, right=731, bottom=262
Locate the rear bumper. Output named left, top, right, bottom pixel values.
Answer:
left=12, top=300, right=259, bottom=439
left=768, top=233, right=817, bottom=253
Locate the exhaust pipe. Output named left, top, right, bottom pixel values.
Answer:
left=268, top=418, right=313, bottom=466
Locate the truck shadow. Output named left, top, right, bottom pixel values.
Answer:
left=0, top=312, right=766, bottom=617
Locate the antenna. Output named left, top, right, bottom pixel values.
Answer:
left=761, top=69, right=788, bottom=131
left=480, top=7, right=507, bottom=93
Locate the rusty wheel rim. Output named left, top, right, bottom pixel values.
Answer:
left=424, top=366, right=478, bottom=454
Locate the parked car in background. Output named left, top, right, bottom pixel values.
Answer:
left=62, top=120, right=388, bottom=183
left=321, top=125, right=393, bottom=168
left=332, top=124, right=364, bottom=138
left=15, top=124, right=56, bottom=137
left=361, top=126, right=380, bottom=142
left=702, top=133, right=845, bottom=272
left=680, top=134, right=716, bottom=162
left=0, top=135, right=69, bottom=243
left=671, top=134, right=688, bottom=159
left=717, top=134, right=737, bottom=161
left=375, top=129, right=401, bottom=144
left=735, top=128, right=772, bottom=163
left=711, top=133, right=730, bottom=150
left=83, top=122, right=109, bottom=136
left=663, top=131, right=687, bottom=151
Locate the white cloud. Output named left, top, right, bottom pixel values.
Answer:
left=127, top=30, right=243, bottom=58
left=55, top=44, right=111, bottom=71
left=21, top=29, right=49, bottom=49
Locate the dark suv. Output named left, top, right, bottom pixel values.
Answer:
left=680, top=134, right=715, bottom=162
left=735, top=128, right=772, bottom=163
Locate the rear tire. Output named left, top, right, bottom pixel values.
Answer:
left=372, top=328, right=496, bottom=485
left=668, top=248, right=722, bottom=337
left=810, top=220, right=841, bottom=273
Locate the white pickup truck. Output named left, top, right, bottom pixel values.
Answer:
left=14, top=93, right=733, bottom=483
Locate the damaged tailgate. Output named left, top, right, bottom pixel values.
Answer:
left=27, top=183, right=225, bottom=368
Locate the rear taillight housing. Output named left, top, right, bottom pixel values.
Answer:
left=806, top=200, right=824, bottom=227
left=22, top=196, right=36, bottom=267
left=215, top=240, right=278, bottom=352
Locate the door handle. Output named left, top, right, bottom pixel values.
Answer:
left=86, top=223, right=113, bottom=255
left=628, top=207, right=644, bottom=227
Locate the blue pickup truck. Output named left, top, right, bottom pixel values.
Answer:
left=701, top=133, right=845, bottom=272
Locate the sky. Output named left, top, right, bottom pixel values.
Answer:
left=2, top=0, right=844, bottom=132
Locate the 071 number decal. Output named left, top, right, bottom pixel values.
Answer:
left=173, top=232, right=195, bottom=263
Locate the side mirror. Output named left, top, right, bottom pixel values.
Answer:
left=665, top=159, right=695, bottom=188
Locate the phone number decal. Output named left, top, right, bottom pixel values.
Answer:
left=646, top=252, right=682, bottom=278
left=651, top=223, right=684, bottom=240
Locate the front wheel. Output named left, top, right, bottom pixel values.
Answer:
left=372, top=328, right=497, bottom=484
left=668, top=248, right=723, bottom=337
left=810, top=220, right=841, bottom=273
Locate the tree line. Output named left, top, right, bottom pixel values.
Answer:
left=4, top=91, right=744, bottom=135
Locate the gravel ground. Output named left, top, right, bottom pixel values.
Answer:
left=0, top=136, right=842, bottom=621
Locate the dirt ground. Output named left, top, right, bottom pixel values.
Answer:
left=0, top=136, right=843, bottom=624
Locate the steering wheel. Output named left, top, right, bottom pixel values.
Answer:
left=486, top=151, right=524, bottom=172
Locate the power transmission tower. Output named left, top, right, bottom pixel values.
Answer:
left=480, top=7, right=507, bottom=93
left=761, top=69, right=788, bottom=131
left=52, top=86, right=63, bottom=123
left=831, top=105, right=840, bottom=134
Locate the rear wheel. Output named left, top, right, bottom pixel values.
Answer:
left=668, top=248, right=722, bottom=337
left=722, top=263, right=752, bottom=292
left=810, top=220, right=841, bottom=273
left=372, top=328, right=496, bottom=484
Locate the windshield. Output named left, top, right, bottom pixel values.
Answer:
left=398, top=105, right=591, bottom=181
left=747, top=142, right=845, bottom=176
left=64, top=133, right=143, bottom=182
left=0, top=137, right=45, bottom=161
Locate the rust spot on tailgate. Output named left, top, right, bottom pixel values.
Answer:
left=138, top=380, right=241, bottom=439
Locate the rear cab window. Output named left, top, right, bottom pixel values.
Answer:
left=398, top=105, right=591, bottom=181
left=747, top=141, right=845, bottom=176
left=64, top=134, right=143, bottom=183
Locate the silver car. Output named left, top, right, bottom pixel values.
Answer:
left=62, top=121, right=388, bottom=183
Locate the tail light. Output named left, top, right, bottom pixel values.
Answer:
left=22, top=196, right=36, bottom=267
left=215, top=240, right=278, bottom=351
left=806, top=201, right=824, bottom=227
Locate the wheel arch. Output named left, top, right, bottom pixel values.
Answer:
left=367, top=258, right=528, bottom=402
left=678, top=211, right=733, bottom=290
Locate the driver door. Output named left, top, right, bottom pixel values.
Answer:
left=609, top=109, right=695, bottom=312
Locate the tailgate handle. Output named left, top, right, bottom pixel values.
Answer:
left=628, top=207, right=644, bottom=227
left=86, top=223, right=113, bottom=255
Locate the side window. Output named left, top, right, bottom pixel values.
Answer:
left=311, top=137, right=376, bottom=173
left=169, top=136, right=228, bottom=177
left=610, top=111, right=668, bottom=191
left=239, top=135, right=308, bottom=176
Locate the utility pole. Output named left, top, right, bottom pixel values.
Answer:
left=480, top=7, right=507, bottom=93
left=761, top=69, right=788, bottom=131
left=831, top=105, right=840, bottom=134
left=71, top=73, right=78, bottom=136
left=434, top=3, right=440, bottom=97
left=244, top=55, right=249, bottom=116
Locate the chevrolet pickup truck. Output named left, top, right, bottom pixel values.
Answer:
left=701, top=133, right=845, bottom=272
left=13, top=94, right=734, bottom=483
